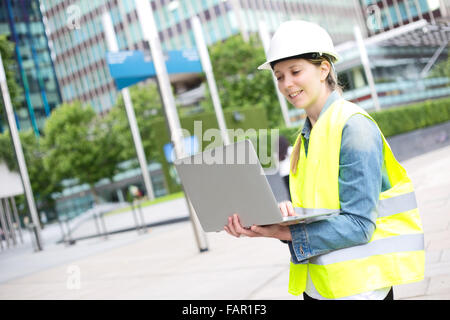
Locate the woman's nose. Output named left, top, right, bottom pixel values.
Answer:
left=283, top=74, right=294, bottom=88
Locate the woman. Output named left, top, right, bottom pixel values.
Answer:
left=224, top=20, right=424, bottom=300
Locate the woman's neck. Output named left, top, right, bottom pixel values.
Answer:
left=306, top=88, right=332, bottom=127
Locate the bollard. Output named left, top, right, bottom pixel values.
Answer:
left=93, top=212, right=101, bottom=237
left=64, top=216, right=75, bottom=246
left=0, top=201, right=11, bottom=248
left=99, top=212, right=108, bottom=240
left=137, top=201, right=147, bottom=233
left=3, top=199, right=17, bottom=246
left=27, top=223, right=38, bottom=252
left=9, top=197, right=23, bottom=244
left=130, top=202, right=141, bottom=234
left=0, top=227, right=4, bottom=250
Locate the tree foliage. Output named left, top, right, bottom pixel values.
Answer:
left=0, top=35, right=22, bottom=120
left=0, top=129, right=60, bottom=218
left=429, top=54, right=450, bottom=79
left=203, top=34, right=283, bottom=128
left=43, top=101, right=123, bottom=203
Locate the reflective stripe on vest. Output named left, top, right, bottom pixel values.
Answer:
left=294, top=191, right=418, bottom=220
left=377, top=191, right=417, bottom=217
left=311, top=233, right=424, bottom=265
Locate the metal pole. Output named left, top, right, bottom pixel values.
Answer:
left=0, top=53, right=43, bottom=250
left=0, top=223, right=3, bottom=250
left=130, top=202, right=141, bottom=233
left=3, top=198, right=17, bottom=246
left=258, top=21, right=292, bottom=127
left=137, top=201, right=147, bottom=233
left=65, top=215, right=74, bottom=245
left=135, top=0, right=208, bottom=252
left=93, top=212, right=101, bottom=238
left=420, top=41, right=447, bottom=78
left=10, top=197, right=23, bottom=244
left=0, top=200, right=11, bottom=248
left=353, top=25, right=381, bottom=111
left=57, top=214, right=66, bottom=244
left=99, top=211, right=108, bottom=240
left=229, top=0, right=249, bottom=42
left=101, top=12, right=156, bottom=201
left=191, top=16, right=230, bottom=145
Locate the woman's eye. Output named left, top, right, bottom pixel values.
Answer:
left=292, top=70, right=300, bottom=75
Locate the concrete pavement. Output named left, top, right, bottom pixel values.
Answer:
left=0, top=133, right=450, bottom=299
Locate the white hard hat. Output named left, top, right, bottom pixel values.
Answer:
left=258, top=20, right=340, bottom=70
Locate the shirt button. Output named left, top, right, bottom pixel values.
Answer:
left=299, top=246, right=304, bottom=255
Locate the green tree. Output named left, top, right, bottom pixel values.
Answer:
left=0, top=35, right=22, bottom=123
left=43, top=101, right=123, bottom=204
left=203, top=34, right=283, bottom=128
left=0, top=129, right=60, bottom=220
left=0, top=130, right=16, bottom=169
left=106, top=82, right=175, bottom=192
left=429, top=55, right=450, bottom=79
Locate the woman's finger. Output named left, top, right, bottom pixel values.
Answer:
left=226, top=216, right=240, bottom=237
left=232, top=214, right=259, bottom=237
left=278, top=201, right=289, bottom=217
left=286, top=201, right=296, bottom=216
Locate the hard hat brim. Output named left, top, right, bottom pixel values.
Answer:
left=257, top=52, right=340, bottom=71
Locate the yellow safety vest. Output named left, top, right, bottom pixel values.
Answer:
left=288, top=99, right=425, bottom=299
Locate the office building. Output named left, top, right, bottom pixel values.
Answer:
left=0, top=0, right=61, bottom=134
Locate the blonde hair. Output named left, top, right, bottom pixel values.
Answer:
left=289, top=55, right=342, bottom=174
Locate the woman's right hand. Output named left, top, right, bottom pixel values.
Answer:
left=278, top=201, right=296, bottom=217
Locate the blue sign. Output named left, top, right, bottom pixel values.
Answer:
left=106, top=49, right=202, bottom=90
left=164, top=135, right=199, bottom=164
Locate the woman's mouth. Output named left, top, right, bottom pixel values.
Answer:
left=288, top=90, right=303, bottom=99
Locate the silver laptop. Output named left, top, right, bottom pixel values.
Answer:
left=174, top=139, right=336, bottom=232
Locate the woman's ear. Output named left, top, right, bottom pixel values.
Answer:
left=320, top=60, right=331, bottom=82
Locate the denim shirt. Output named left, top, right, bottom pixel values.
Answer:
left=287, top=91, right=389, bottom=263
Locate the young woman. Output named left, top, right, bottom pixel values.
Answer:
left=224, top=20, right=424, bottom=300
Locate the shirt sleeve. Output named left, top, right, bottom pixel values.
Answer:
left=288, top=114, right=383, bottom=263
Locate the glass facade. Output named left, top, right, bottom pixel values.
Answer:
left=0, top=0, right=61, bottom=134
left=361, top=0, right=446, bottom=35
left=331, top=0, right=450, bottom=112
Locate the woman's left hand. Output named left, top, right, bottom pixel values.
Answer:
left=224, top=214, right=292, bottom=241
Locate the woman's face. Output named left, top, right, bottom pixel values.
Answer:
left=273, top=58, right=328, bottom=110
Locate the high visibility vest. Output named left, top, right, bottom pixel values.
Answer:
left=288, top=99, right=425, bottom=299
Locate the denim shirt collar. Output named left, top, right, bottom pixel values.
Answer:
left=301, top=91, right=341, bottom=140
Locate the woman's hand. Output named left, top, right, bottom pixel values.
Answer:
left=223, top=209, right=293, bottom=241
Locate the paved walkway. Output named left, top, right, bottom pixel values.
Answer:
left=0, top=143, right=449, bottom=299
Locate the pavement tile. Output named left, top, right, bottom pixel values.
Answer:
left=427, top=275, right=450, bottom=296
left=394, top=278, right=429, bottom=299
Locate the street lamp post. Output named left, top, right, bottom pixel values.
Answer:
left=353, top=25, right=381, bottom=111
left=101, top=12, right=156, bottom=202
left=191, top=15, right=230, bottom=145
left=135, top=0, right=208, bottom=252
